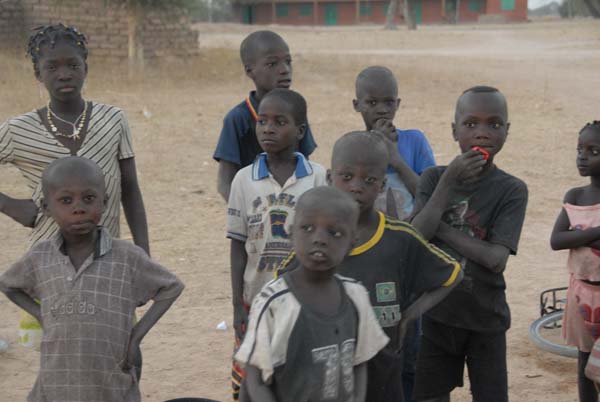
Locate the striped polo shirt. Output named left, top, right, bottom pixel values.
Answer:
left=0, top=103, right=135, bottom=245
left=227, top=152, right=327, bottom=305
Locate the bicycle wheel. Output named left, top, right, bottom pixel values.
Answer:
left=529, top=310, right=577, bottom=358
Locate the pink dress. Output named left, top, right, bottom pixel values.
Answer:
left=563, top=203, right=600, bottom=352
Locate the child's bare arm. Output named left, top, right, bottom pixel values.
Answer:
left=353, top=363, right=367, bottom=402
left=231, top=239, right=248, bottom=339
left=550, top=189, right=600, bottom=250
left=0, top=192, right=38, bottom=228
left=397, top=269, right=464, bottom=347
left=411, top=176, right=451, bottom=239
left=550, top=208, right=600, bottom=250
left=437, top=222, right=510, bottom=273
left=3, top=289, right=41, bottom=323
left=218, top=161, right=240, bottom=201
left=245, top=365, right=278, bottom=402
left=412, top=151, right=487, bottom=239
left=119, top=158, right=150, bottom=255
left=125, top=294, right=182, bottom=370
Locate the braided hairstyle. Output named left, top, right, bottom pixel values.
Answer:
left=27, top=24, right=88, bottom=74
left=580, top=121, right=600, bottom=135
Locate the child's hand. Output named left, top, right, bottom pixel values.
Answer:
left=372, top=119, right=397, bottom=142
left=234, top=304, right=249, bottom=340
left=124, top=337, right=142, bottom=376
left=395, top=319, right=410, bottom=352
left=0, top=196, right=38, bottom=228
left=370, top=128, right=402, bottom=167
left=444, top=150, right=487, bottom=185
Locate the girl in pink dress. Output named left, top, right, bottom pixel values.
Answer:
left=551, top=121, right=600, bottom=402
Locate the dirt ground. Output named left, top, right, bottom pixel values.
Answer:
left=1, top=18, right=599, bottom=402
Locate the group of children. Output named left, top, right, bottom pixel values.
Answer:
left=0, top=22, right=597, bottom=402
left=218, top=30, right=527, bottom=402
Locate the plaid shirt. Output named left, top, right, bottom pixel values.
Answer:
left=0, top=228, right=184, bottom=402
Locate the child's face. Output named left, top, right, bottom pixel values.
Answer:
left=293, top=206, right=355, bottom=272
left=246, top=43, right=292, bottom=94
left=257, top=97, right=304, bottom=156
left=36, top=42, right=87, bottom=103
left=329, top=157, right=386, bottom=215
left=577, top=128, right=600, bottom=177
left=44, top=176, right=105, bottom=238
left=353, top=80, right=400, bottom=131
left=452, top=92, right=509, bottom=161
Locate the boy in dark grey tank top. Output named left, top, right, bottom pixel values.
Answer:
left=235, top=187, right=388, bottom=402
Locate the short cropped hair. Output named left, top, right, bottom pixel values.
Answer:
left=240, top=30, right=288, bottom=67
left=461, top=85, right=500, bottom=95
left=455, top=85, right=507, bottom=121
left=295, top=186, right=359, bottom=225
left=355, top=66, right=398, bottom=96
left=331, top=131, right=389, bottom=168
left=42, top=157, right=104, bottom=198
left=262, top=88, right=307, bottom=126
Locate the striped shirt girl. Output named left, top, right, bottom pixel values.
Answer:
left=0, top=102, right=134, bottom=245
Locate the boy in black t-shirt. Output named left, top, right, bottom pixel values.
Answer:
left=277, top=131, right=463, bottom=402
left=236, top=186, right=389, bottom=402
left=411, top=86, right=528, bottom=402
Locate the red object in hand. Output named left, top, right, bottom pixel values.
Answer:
left=472, top=146, right=489, bottom=160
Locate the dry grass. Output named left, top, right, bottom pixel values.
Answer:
left=1, top=19, right=600, bottom=401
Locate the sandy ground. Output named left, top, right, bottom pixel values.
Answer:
left=1, top=19, right=600, bottom=402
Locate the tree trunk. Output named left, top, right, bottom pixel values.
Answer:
left=404, top=0, right=416, bottom=30
left=385, top=0, right=399, bottom=29
left=271, top=0, right=276, bottom=22
left=454, top=0, right=461, bottom=23
left=126, top=0, right=144, bottom=76
left=582, top=0, right=600, bottom=17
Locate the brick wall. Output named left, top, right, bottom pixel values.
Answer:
left=0, top=0, right=198, bottom=59
left=0, top=0, right=26, bottom=48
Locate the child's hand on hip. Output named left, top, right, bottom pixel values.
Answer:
left=124, top=337, right=142, bottom=374
left=0, top=196, right=39, bottom=228
left=233, top=304, right=249, bottom=340
left=395, top=319, right=410, bottom=353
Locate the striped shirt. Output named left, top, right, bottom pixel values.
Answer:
left=0, top=103, right=135, bottom=245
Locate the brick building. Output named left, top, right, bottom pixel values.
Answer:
left=232, top=0, right=527, bottom=25
left=0, top=0, right=198, bottom=59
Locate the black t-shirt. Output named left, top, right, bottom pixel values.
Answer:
left=274, top=276, right=359, bottom=402
left=277, top=213, right=460, bottom=351
left=415, top=165, right=528, bottom=332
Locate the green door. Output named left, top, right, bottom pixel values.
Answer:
left=324, top=3, right=338, bottom=25
left=413, top=0, right=422, bottom=24
left=241, top=6, right=253, bottom=24
left=501, top=0, right=515, bottom=10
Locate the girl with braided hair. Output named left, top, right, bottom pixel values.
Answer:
left=551, top=121, right=600, bottom=402
left=0, top=23, right=149, bottom=348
